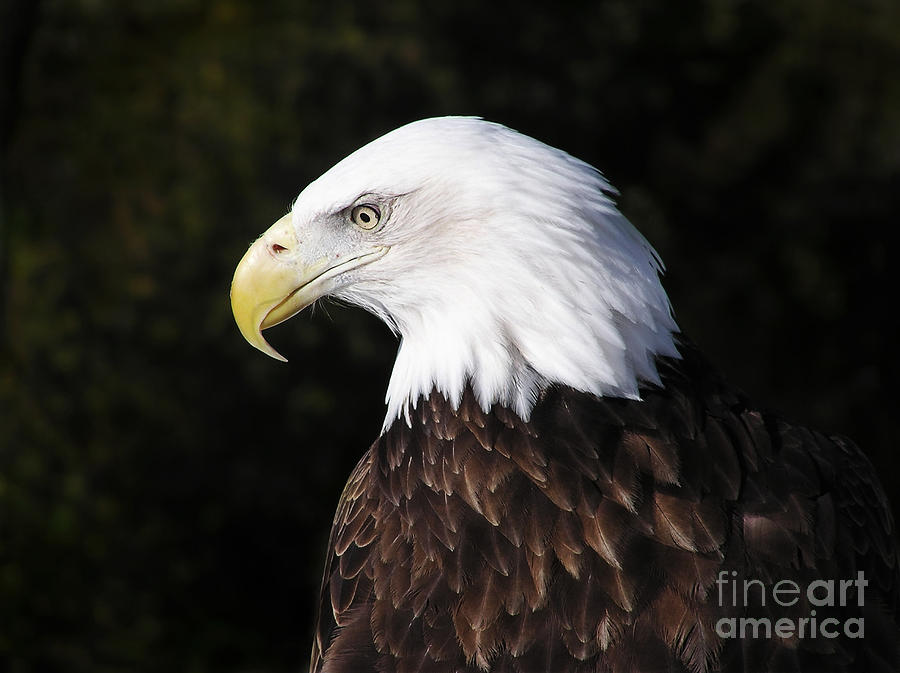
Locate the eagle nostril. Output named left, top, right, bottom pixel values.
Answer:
left=271, top=243, right=288, bottom=254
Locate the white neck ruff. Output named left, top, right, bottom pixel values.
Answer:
left=297, top=118, right=681, bottom=431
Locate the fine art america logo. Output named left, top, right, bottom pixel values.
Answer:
left=715, top=571, right=868, bottom=640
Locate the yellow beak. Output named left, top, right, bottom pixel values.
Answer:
left=230, top=214, right=388, bottom=361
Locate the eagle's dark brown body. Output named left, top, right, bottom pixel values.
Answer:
left=310, top=343, right=898, bottom=672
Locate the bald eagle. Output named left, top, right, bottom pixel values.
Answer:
left=231, top=118, right=898, bottom=673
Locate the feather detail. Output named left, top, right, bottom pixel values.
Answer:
left=553, top=511, right=586, bottom=578
left=526, top=547, right=552, bottom=607
left=311, top=349, right=900, bottom=672
left=653, top=493, right=726, bottom=554
left=458, top=570, right=504, bottom=631
left=596, top=609, right=624, bottom=652
left=652, top=588, right=721, bottom=673
left=580, top=500, right=630, bottom=569
left=622, top=431, right=681, bottom=485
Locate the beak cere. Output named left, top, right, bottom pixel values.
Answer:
left=230, top=214, right=390, bottom=362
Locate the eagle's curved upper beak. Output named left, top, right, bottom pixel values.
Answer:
left=230, top=214, right=388, bottom=361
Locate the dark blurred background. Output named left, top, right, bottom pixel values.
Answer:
left=1, top=1, right=898, bottom=671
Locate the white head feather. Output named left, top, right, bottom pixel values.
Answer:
left=290, top=117, right=680, bottom=430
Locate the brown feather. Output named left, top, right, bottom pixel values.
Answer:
left=580, top=498, right=633, bottom=569
left=310, top=342, right=900, bottom=673
left=622, top=430, right=681, bottom=485
left=458, top=570, right=504, bottom=631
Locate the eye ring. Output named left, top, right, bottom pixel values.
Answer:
left=351, top=204, right=381, bottom=230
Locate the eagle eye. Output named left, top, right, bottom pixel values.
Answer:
left=351, top=204, right=381, bottom=230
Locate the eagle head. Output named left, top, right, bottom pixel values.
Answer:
left=231, top=117, right=679, bottom=427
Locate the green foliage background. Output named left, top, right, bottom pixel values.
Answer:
left=1, top=1, right=898, bottom=671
